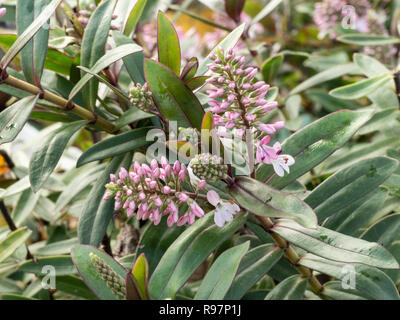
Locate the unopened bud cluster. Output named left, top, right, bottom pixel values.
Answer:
left=206, top=47, right=282, bottom=136
left=90, top=253, right=126, bottom=300
left=104, top=157, right=205, bottom=227
left=189, top=154, right=227, bottom=182
left=78, top=3, right=119, bottom=30
left=129, top=83, right=158, bottom=115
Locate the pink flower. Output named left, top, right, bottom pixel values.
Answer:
left=256, top=136, right=279, bottom=164
left=271, top=154, right=295, bottom=177
left=190, top=201, right=204, bottom=218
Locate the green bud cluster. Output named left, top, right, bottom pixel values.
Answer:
left=90, top=253, right=126, bottom=300
left=129, top=83, right=158, bottom=114
left=190, top=153, right=228, bottom=182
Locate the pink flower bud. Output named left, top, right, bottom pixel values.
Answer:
left=114, top=201, right=122, bottom=210
left=138, top=192, right=146, bottom=200
left=119, top=167, right=128, bottom=180
left=149, top=181, right=158, bottom=189
left=110, top=174, right=117, bottom=182
left=178, top=193, right=189, bottom=202
left=163, top=186, right=172, bottom=194
left=198, top=180, right=206, bottom=190
left=154, top=197, right=163, bottom=207
left=150, top=159, right=158, bottom=170
left=161, top=156, right=169, bottom=169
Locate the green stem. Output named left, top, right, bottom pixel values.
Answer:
left=256, top=216, right=329, bottom=299
left=2, top=74, right=117, bottom=133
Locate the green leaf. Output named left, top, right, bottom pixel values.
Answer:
left=300, top=254, right=400, bottom=300
left=273, top=219, right=400, bottom=269
left=29, top=120, right=88, bottom=192
left=17, top=0, right=50, bottom=85
left=113, top=32, right=145, bottom=85
left=136, top=218, right=185, bottom=277
left=358, top=108, right=399, bottom=135
left=261, top=54, right=283, bottom=83
left=330, top=73, right=392, bottom=100
left=0, top=227, right=31, bottom=263
left=361, top=213, right=400, bottom=249
left=77, top=127, right=152, bottom=167
left=115, top=108, right=153, bottom=130
left=256, top=109, right=374, bottom=188
left=0, top=95, right=39, bottom=146
left=353, top=53, right=389, bottom=78
left=149, top=212, right=247, bottom=299
left=56, top=275, right=98, bottom=300
left=124, top=0, right=147, bottom=37
left=70, top=43, right=142, bottom=102
left=228, top=177, right=317, bottom=228
left=0, top=0, right=63, bottom=70
left=304, top=157, right=398, bottom=221
left=71, top=245, right=127, bottom=300
left=197, top=24, right=245, bottom=76
left=12, top=188, right=40, bottom=226
left=32, top=238, right=78, bottom=256
left=19, top=255, right=76, bottom=275
left=55, top=164, right=106, bottom=212
left=157, top=11, right=181, bottom=75
left=144, top=59, right=205, bottom=130
left=78, top=152, right=133, bottom=246
left=323, top=281, right=368, bottom=300
left=338, top=34, right=400, bottom=46
left=81, top=0, right=116, bottom=110
left=265, top=275, right=307, bottom=300
left=290, top=63, right=361, bottom=95
left=181, top=57, right=199, bottom=82
left=251, top=0, right=282, bottom=25
left=186, top=76, right=208, bottom=91
left=225, top=244, right=283, bottom=300
left=131, top=253, right=150, bottom=300
left=194, top=242, right=249, bottom=300
left=323, top=188, right=388, bottom=237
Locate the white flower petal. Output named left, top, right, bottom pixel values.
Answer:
left=272, top=160, right=284, bottom=177
left=207, top=190, right=221, bottom=207
left=214, top=210, right=225, bottom=227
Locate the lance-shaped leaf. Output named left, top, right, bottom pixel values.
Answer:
left=304, top=157, right=398, bottom=221
left=361, top=213, right=400, bottom=249
left=55, top=275, right=98, bottom=300
left=0, top=95, right=39, bottom=146
left=322, top=281, right=369, bottom=300
left=337, top=34, right=400, bottom=46
left=290, top=63, right=361, bottom=95
left=299, top=254, right=400, bottom=300
left=157, top=11, right=181, bottom=75
left=251, top=0, right=282, bottom=25
left=228, top=177, right=317, bottom=228
left=70, top=43, right=142, bottom=102
left=181, top=57, right=199, bottom=82
left=353, top=53, right=389, bottom=77
left=77, top=127, right=153, bottom=167
left=149, top=212, right=247, bottom=299
left=197, top=24, right=245, bottom=76
left=78, top=152, right=133, bottom=246
left=273, top=219, right=400, bottom=269
left=323, top=188, right=388, bottom=237
left=131, top=253, right=150, bottom=300
left=265, top=275, right=307, bottom=300
left=136, top=218, right=185, bottom=277
left=29, top=120, right=88, bottom=192
left=194, top=242, right=249, bottom=300
left=262, top=54, right=283, bottom=83
left=225, top=244, right=283, bottom=300
left=124, top=0, right=147, bottom=37
left=0, top=227, right=31, bottom=263
left=19, top=255, right=76, bottom=276
left=145, top=59, right=204, bottom=130
left=71, top=245, right=128, bottom=300
left=330, top=73, right=393, bottom=100
left=256, top=109, right=374, bottom=189
left=113, top=32, right=145, bottom=85
left=17, top=0, right=50, bottom=85
left=166, top=140, right=196, bottom=161
left=0, top=0, right=63, bottom=71
left=80, top=0, right=116, bottom=110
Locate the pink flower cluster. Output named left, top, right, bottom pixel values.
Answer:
left=0, top=2, right=6, bottom=18
left=103, top=158, right=205, bottom=227
left=206, top=47, right=282, bottom=136
left=314, top=0, right=370, bottom=39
